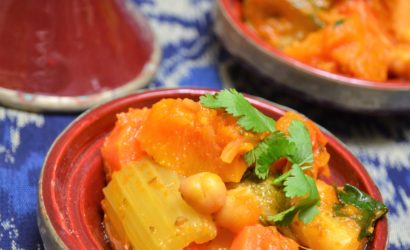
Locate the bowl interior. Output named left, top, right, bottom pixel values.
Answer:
left=39, top=88, right=387, bottom=249
left=220, top=0, right=410, bottom=89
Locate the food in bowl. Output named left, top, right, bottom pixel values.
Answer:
left=100, top=89, right=387, bottom=249
left=242, top=0, right=410, bottom=82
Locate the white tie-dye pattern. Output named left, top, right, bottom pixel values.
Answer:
left=139, top=0, right=212, bottom=22
left=0, top=214, right=22, bottom=250
left=347, top=139, right=410, bottom=171
left=0, top=107, right=45, bottom=164
left=139, top=0, right=217, bottom=87
left=149, top=20, right=199, bottom=45
left=389, top=188, right=410, bottom=248
left=154, top=38, right=219, bottom=87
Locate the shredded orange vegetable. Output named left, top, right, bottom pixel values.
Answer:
left=243, top=0, right=410, bottom=82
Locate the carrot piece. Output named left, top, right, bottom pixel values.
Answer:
left=230, top=225, right=299, bottom=250
left=184, top=243, right=203, bottom=250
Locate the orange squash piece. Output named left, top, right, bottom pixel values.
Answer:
left=137, top=98, right=259, bottom=183
left=101, top=108, right=149, bottom=179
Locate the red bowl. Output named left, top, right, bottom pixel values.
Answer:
left=38, top=88, right=388, bottom=249
left=215, top=0, right=410, bottom=112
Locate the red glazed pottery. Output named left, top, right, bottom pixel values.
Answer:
left=0, top=0, right=160, bottom=111
left=38, top=88, right=388, bottom=249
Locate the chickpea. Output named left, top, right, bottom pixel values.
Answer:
left=214, top=186, right=261, bottom=233
left=179, top=172, right=227, bottom=214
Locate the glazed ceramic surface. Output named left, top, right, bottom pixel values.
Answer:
left=214, top=0, right=410, bottom=112
left=0, top=0, right=160, bottom=111
left=38, top=88, right=387, bottom=249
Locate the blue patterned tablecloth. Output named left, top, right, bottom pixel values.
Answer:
left=1, top=0, right=409, bottom=249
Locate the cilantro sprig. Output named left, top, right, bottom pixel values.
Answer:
left=257, top=120, right=319, bottom=226
left=200, top=89, right=320, bottom=225
left=267, top=163, right=320, bottom=225
left=244, top=131, right=294, bottom=179
left=200, top=89, right=276, bottom=133
left=244, top=120, right=313, bottom=179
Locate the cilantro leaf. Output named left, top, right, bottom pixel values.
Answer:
left=245, top=119, right=312, bottom=180
left=268, top=164, right=320, bottom=226
left=264, top=120, right=318, bottom=226
left=288, top=120, right=313, bottom=165
left=267, top=206, right=298, bottom=226
left=298, top=202, right=320, bottom=224
left=296, top=175, right=320, bottom=223
left=283, top=163, right=312, bottom=198
left=335, top=184, right=388, bottom=239
left=200, top=89, right=276, bottom=133
left=245, top=131, right=296, bottom=179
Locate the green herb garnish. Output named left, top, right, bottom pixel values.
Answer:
left=265, top=120, right=319, bottom=226
left=201, top=89, right=320, bottom=225
left=200, top=89, right=276, bottom=133
left=287, top=119, right=313, bottom=165
left=334, top=19, right=345, bottom=27
left=244, top=131, right=295, bottom=179
left=335, top=184, right=388, bottom=239
left=268, top=163, right=320, bottom=225
left=244, top=120, right=313, bottom=179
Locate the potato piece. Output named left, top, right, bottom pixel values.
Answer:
left=290, top=180, right=365, bottom=250
left=240, top=175, right=290, bottom=217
